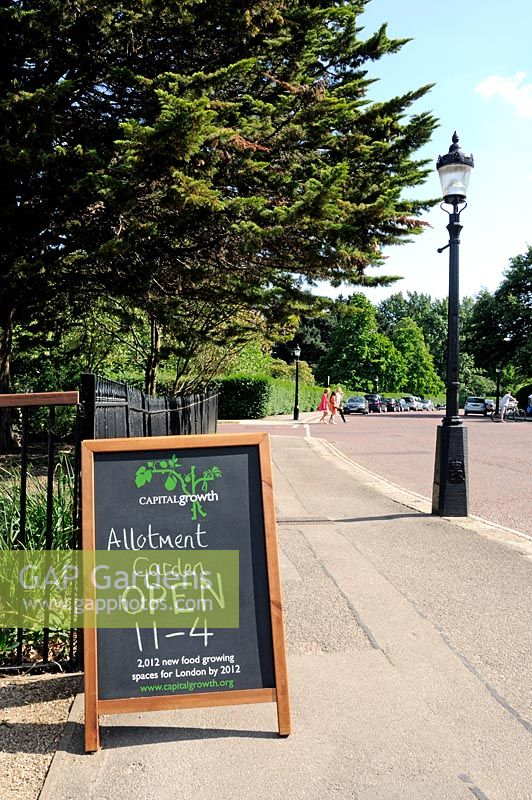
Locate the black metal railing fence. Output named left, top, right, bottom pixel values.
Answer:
left=0, top=392, right=81, bottom=671
left=0, top=376, right=218, bottom=673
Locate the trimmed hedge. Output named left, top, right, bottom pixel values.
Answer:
left=218, top=377, right=271, bottom=419
left=217, top=379, right=449, bottom=419
left=218, top=376, right=323, bottom=419
left=266, top=380, right=323, bottom=416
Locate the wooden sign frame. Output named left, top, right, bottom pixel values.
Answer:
left=82, top=432, right=290, bottom=751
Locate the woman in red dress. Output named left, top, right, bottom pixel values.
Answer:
left=328, top=390, right=337, bottom=424
left=318, top=388, right=330, bottom=423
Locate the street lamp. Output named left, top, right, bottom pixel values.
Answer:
left=495, top=368, right=501, bottom=415
left=293, top=344, right=301, bottom=421
left=432, top=132, right=474, bottom=517
left=374, top=375, right=379, bottom=393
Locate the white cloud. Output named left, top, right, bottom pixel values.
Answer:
left=475, top=71, right=532, bottom=118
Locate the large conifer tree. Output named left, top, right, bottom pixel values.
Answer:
left=1, top=1, right=437, bottom=443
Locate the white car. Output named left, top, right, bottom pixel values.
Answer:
left=402, top=396, right=419, bottom=411
left=464, top=397, right=488, bottom=416
left=420, top=399, right=434, bottom=411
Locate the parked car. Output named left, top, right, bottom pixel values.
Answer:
left=364, top=393, right=386, bottom=413
left=344, top=396, right=369, bottom=415
left=420, top=399, right=434, bottom=411
left=464, top=396, right=488, bottom=416
left=484, top=399, right=496, bottom=412
left=402, top=396, right=419, bottom=411
left=396, top=398, right=408, bottom=412
left=384, top=397, right=400, bottom=412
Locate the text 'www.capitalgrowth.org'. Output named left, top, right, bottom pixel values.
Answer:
left=139, top=678, right=235, bottom=692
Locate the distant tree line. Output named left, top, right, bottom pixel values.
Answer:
left=274, top=247, right=532, bottom=399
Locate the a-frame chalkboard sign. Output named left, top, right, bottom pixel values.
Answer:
left=82, top=432, right=290, bottom=752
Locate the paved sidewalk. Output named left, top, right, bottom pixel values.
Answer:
left=219, top=410, right=323, bottom=425
left=41, top=434, right=532, bottom=800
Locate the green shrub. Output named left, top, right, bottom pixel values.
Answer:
left=218, top=376, right=323, bottom=418
left=269, top=360, right=291, bottom=380
left=0, top=455, right=76, bottom=550
left=266, top=381, right=323, bottom=415
left=218, top=376, right=272, bottom=419
left=0, top=455, right=77, bottom=665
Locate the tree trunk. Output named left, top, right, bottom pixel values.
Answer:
left=0, top=308, right=18, bottom=453
left=144, top=316, right=160, bottom=396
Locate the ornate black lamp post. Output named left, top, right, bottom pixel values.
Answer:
left=432, top=132, right=474, bottom=517
left=495, top=368, right=501, bottom=414
left=293, top=344, right=301, bottom=421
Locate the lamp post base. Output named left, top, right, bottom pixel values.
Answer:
left=432, top=424, right=469, bottom=516
left=293, top=407, right=299, bottom=421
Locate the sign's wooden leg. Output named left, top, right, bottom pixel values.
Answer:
left=84, top=702, right=100, bottom=753
left=84, top=627, right=100, bottom=752
left=276, top=686, right=291, bottom=736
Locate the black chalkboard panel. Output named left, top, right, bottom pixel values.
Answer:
left=82, top=433, right=290, bottom=751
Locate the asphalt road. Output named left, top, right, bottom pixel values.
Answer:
left=220, top=411, right=532, bottom=537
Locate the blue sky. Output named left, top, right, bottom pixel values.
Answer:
left=319, top=0, right=532, bottom=302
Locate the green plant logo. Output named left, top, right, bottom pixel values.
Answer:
left=135, top=455, right=222, bottom=520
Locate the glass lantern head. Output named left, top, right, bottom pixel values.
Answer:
left=437, top=132, right=474, bottom=204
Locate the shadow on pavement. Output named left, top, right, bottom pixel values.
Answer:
left=100, top=725, right=278, bottom=749
left=277, top=513, right=422, bottom=525
left=46, top=722, right=278, bottom=756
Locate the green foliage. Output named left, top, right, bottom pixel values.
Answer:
left=269, top=360, right=292, bottom=380
left=226, top=343, right=275, bottom=378
left=0, top=628, right=18, bottom=659
left=1, top=0, right=438, bottom=441
left=218, top=375, right=322, bottom=418
left=218, top=377, right=272, bottom=419
left=377, top=292, right=448, bottom=380
left=222, top=343, right=315, bottom=384
left=274, top=297, right=341, bottom=366
left=0, top=455, right=76, bottom=665
left=0, top=456, right=76, bottom=550
left=315, top=294, right=406, bottom=391
left=289, top=360, right=315, bottom=385
left=390, top=317, right=443, bottom=396
left=458, top=354, right=496, bottom=405
left=0, top=626, right=72, bottom=665
left=463, top=247, right=532, bottom=380
left=265, top=382, right=323, bottom=416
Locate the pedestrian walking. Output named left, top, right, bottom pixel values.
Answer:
left=499, top=390, right=516, bottom=421
left=328, top=390, right=338, bottom=424
left=335, top=385, right=347, bottom=423
left=318, top=388, right=330, bottom=423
